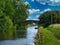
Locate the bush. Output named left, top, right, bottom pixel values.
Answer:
left=0, top=15, right=15, bottom=40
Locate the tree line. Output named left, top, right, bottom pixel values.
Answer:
left=38, top=10, right=60, bottom=27
left=0, top=0, right=29, bottom=40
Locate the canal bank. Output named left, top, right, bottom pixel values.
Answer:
left=35, top=27, right=60, bottom=45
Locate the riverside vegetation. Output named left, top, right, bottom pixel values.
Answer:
left=0, top=0, right=29, bottom=40
left=0, top=0, right=60, bottom=45
left=35, top=26, right=60, bottom=45
left=35, top=11, right=60, bottom=45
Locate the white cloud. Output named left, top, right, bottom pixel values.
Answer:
left=35, top=0, right=60, bottom=6
left=36, top=15, right=40, bottom=18
left=32, top=19, right=39, bottom=20
left=49, top=0, right=60, bottom=6
left=27, top=18, right=39, bottom=20
left=27, top=8, right=52, bottom=20
left=40, top=2, right=46, bottom=5
left=27, top=9, right=40, bottom=20
left=40, top=8, right=51, bottom=14
left=50, top=0, right=60, bottom=3
left=28, top=9, right=40, bottom=14
left=43, top=8, right=51, bottom=12
left=25, top=1, right=29, bottom=5
left=35, top=8, right=51, bottom=18
left=26, top=16, right=39, bottom=20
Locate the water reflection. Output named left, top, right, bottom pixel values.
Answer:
left=16, top=30, right=26, bottom=38
left=0, top=26, right=38, bottom=45
left=27, top=26, right=38, bottom=45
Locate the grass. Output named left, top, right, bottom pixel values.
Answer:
left=47, top=26, right=60, bottom=39
left=35, top=27, right=60, bottom=45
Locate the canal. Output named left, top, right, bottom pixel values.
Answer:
left=0, top=26, right=38, bottom=45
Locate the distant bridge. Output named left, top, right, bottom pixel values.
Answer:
left=23, top=20, right=39, bottom=25
left=17, top=20, right=39, bottom=30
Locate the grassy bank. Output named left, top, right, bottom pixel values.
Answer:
left=47, top=26, right=60, bottom=39
left=35, top=27, right=60, bottom=45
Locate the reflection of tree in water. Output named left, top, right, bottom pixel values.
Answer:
left=16, top=29, right=27, bottom=38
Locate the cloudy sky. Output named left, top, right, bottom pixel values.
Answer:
left=25, top=0, right=60, bottom=20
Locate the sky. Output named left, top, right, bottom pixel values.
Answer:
left=25, top=0, right=60, bottom=20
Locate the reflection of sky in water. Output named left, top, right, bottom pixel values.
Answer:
left=0, top=26, right=38, bottom=45
left=27, top=26, right=38, bottom=45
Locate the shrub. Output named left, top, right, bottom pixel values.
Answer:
left=0, top=15, right=15, bottom=40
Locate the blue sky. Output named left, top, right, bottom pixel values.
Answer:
left=25, top=0, right=60, bottom=20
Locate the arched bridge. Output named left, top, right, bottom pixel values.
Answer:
left=24, top=20, right=39, bottom=25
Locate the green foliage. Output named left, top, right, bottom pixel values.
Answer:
left=0, top=0, right=29, bottom=30
left=0, top=15, right=14, bottom=40
left=38, top=11, right=60, bottom=27
left=0, top=0, right=29, bottom=40
left=47, top=26, right=60, bottom=39
left=12, top=0, right=29, bottom=30
left=0, top=9, right=3, bottom=16
left=35, top=27, right=60, bottom=45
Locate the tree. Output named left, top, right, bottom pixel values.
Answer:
left=0, top=14, right=16, bottom=40
left=0, top=0, right=29, bottom=29
left=0, top=0, right=29, bottom=40
left=3, top=0, right=29, bottom=30
left=38, top=11, right=60, bottom=27
left=12, top=0, right=29, bottom=30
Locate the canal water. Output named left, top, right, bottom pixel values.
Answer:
left=0, top=26, right=38, bottom=45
